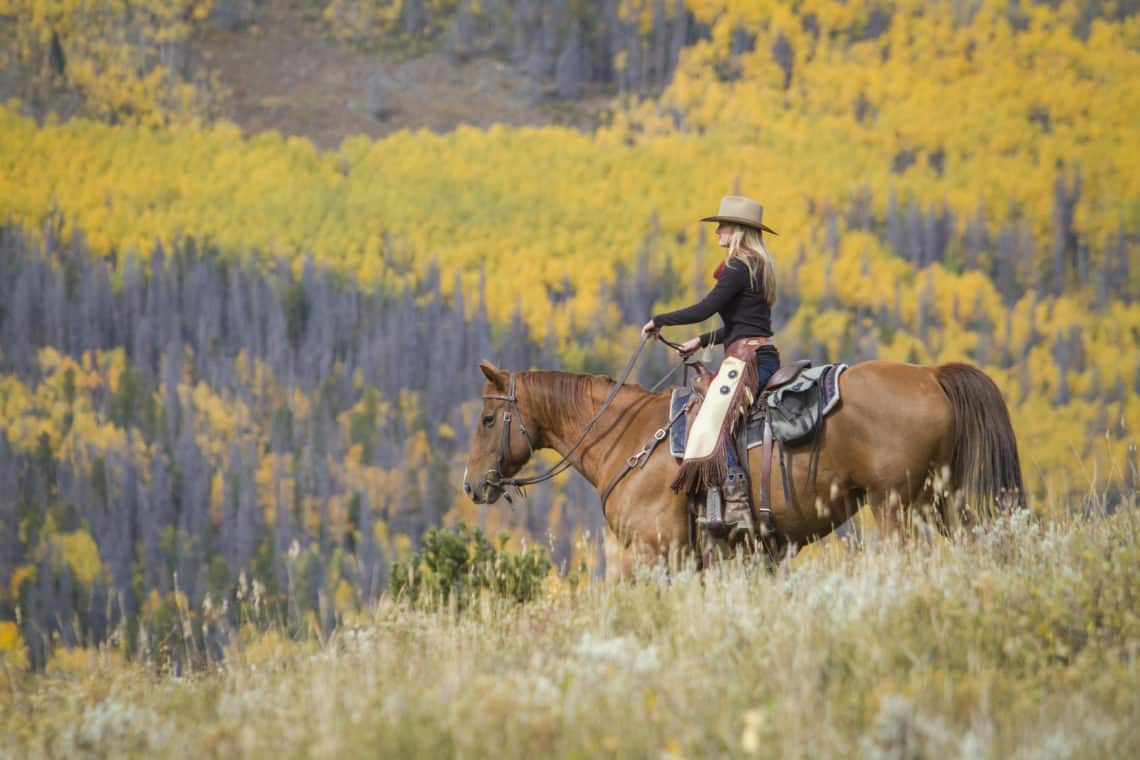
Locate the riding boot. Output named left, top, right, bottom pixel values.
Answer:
left=723, top=466, right=755, bottom=542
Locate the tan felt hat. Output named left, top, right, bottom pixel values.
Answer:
left=700, top=195, right=778, bottom=235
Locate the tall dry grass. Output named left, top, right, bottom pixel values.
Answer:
left=2, top=506, right=1137, bottom=758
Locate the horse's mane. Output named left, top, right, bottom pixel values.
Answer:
left=519, top=370, right=616, bottom=425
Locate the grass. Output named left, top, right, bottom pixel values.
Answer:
left=2, top=506, right=1138, bottom=758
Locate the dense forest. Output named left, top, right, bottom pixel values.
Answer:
left=0, top=219, right=617, bottom=668
left=2, top=0, right=1139, bottom=669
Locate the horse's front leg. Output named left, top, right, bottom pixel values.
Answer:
left=616, top=538, right=697, bottom=580
left=602, top=460, right=691, bottom=577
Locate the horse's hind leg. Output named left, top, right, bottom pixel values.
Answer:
left=862, top=487, right=900, bottom=543
left=830, top=490, right=869, bottom=549
left=865, top=475, right=929, bottom=544
left=866, top=481, right=945, bottom=545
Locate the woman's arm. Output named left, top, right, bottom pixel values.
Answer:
left=651, top=260, right=747, bottom=329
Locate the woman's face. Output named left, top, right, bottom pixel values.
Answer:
left=715, top=223, right=734, bottom=248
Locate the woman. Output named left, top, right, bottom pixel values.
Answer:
left=641, top=194, right=781, bottom=395
left=641, top=195, right=781, bottom=538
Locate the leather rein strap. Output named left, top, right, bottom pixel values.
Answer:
left=482, top=333, right=655, bottom=492
left=757, top=414, right=776, bottom=538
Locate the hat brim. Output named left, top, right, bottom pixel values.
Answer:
left=700, top=215, right=778, bottom=235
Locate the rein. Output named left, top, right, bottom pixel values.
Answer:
left=482, top=333, right=656, bottom=493
left=649, top=335, right=704, bottom=392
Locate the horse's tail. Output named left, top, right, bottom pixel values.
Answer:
left=935, top=362, right=1026, bottom=521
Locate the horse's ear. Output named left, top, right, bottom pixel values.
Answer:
left=479, top=360, right=507, bottom=390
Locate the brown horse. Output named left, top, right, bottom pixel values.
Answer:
left=462, top=359, right=1024, bottom=575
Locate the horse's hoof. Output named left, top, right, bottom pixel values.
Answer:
left=727, top=524, right=754, bottom=545
left=697, top=517, right=730, bottom=538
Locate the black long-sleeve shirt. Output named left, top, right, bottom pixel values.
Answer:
left=651, top=258, right=772, bottom=347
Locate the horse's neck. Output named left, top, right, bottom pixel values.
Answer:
left=520, top=372, right=647, bottom=488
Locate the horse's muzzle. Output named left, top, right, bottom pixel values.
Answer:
left=462, top=477, right=502, bottom=504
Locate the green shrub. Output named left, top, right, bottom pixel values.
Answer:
left=390, top=522, right=551, bottom=609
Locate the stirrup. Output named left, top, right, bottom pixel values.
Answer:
left=723, top=466, right=755, bottom=541
left=697, top=486, right=730, bottom=538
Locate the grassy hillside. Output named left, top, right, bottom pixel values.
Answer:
left=2, top=509, right=1138, bottom=757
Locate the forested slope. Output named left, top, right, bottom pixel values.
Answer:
left=1, top=0, right=1138, bottom=668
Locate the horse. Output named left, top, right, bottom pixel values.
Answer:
left=461, top=357, right=1024, bottom=576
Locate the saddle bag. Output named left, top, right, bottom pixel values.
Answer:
left=765, top=366, right=843, bottom=445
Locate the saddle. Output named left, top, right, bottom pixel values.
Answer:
left=672, top=359, right=847, bottom=552
left=598, top=357, right=846, bottom=555
left=676, top=359, right=822, bottom=456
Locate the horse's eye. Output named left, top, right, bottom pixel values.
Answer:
left=482, top=414, right=495, bottom=428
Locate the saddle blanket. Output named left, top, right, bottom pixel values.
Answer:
left=669, top=363, right=848, bottom=458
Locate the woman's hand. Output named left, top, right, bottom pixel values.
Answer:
left=641, top=319, right=659, bottom=336
left=677, top=337, right=701, bottom=358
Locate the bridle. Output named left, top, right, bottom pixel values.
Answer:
left=478, top=333, right=660, bottom=501
left=480, top=371, right=538, bottom=501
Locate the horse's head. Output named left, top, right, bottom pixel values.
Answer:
left=462, top=361, right=538, bottom=504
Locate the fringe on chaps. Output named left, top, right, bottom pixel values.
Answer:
left=671, top=351, right=759, bottom=495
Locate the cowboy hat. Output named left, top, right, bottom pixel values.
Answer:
left=700, top=195, right=778, bottom=235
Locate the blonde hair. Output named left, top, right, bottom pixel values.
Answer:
left=726, top=225, right=777, bottom=305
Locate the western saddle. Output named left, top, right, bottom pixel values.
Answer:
left=762, top=359, right=811, bottom=391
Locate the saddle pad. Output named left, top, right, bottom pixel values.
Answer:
left=669, top=387, right=689, bottom=458
left=819, top=363, right=846, bottom=416
left=766, top=364, right=847, bottom=415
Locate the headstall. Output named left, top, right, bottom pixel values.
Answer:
left=481, top=371, right=537, bottom=497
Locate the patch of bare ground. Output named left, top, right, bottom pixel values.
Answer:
left=196, top=3, right=612, bottom=151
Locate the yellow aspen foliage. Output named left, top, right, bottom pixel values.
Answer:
left=237, top=627, right=304, bottom=668
left=877, top=332, right=932, bottom=366
left=334, top=578, right=356, bottom=615
left=405, top=429, right=432, bottom=472
left=46, top=530, right=104, bottom=588
left=0, top=622, right=29, bottom=671
left=210, top=471, right=226, bottom=526
left=804, top=310, right=853, bottom=359
left=301, top=495, right=323, bottom=537
left=398, top=389, right=422, bottom=433
left=8, top=565, right=37, bottom=603
left=448, top=493, right=480, bottom=530
left=44, top=646, right=103, bottom=677
left=936, top=326, right=979, bottom=364
left=372, top=518, right=390, bottom=552
left=256, top=453, right=295, bottom=526
left=392, top=533, right=413, bottom=563
left=3, top=0, right=220, bottom=125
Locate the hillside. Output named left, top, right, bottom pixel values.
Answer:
left=194, top=3, right=613, bottom=150
left=1, top=0, right=1139, bottom=679
left=0, top=0, right=626, bottom=147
